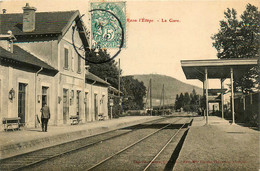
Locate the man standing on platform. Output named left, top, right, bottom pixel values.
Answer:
left=41, top=103, right=50, bottom=132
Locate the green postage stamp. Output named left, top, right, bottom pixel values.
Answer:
left=90, top=2, right=126, bottom=49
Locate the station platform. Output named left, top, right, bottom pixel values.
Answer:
left=0, top=116, right=161, bottom=160
left=174, top=116, right=259, bottom=171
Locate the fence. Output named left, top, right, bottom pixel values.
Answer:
left=234, top=92, right=259, bottom=126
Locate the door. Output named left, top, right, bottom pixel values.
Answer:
left=18, top=83, right=27, bottom=124
left=94, top=94, right=98, bottom=120
left=101, top=95, right=105, bottom=114
left=63, top=89, right=69, bottom=124
left=76, top=91, right=81, bottom=117
left=85, top=92, right=88, bottom=122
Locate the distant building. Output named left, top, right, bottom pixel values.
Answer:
left=0, top=3, right=108, bottom=129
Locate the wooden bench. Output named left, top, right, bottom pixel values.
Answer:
left=2, top=117, right=21, bottom=131
left=69, top=115, right=82, bottom=125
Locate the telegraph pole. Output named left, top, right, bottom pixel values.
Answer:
left=162, top=84, right=165, bottom=115
left=118, top=58, right=121, bottom=115
left=118, top=58, right=120, bottom=97
left=145, top=86, right=150, bottom=111
left=150, top=78, right=152, bottom=115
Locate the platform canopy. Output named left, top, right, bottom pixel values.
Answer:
left=181, top=58, right=258, bottom=125
left=181, top=58, right=258, bottom=81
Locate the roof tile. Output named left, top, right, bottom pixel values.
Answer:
left=0, top=11, right=77, bottom=35
left=0, top=45, right=57, bottom=71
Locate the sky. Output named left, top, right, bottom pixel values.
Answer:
left=0, top=0, right=259, bottom=88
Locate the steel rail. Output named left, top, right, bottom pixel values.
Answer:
left=143, top=120, right=189, bottom=171
left=1, top=116, right=175, bottom=171
left=86, top=118, right=183, bottom=171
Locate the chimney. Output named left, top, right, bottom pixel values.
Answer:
left=0, top=31, right=16, bottom=53
left=22, top=3, right=37, bottom=32
left=7, top=31, right=14, bottom=53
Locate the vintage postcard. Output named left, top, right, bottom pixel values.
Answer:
left=0, top=0, right=259, bottom=170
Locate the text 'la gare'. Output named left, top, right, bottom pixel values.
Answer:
left=127, top=18, right=180, bottom=23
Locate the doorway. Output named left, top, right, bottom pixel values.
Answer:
left=63, top=89, right=69, bottom=124
left=85, top=92, right=88, bottom=122
left=76, top=91, right=81, bottom=117
left=18, top=83, right=27, bottom=124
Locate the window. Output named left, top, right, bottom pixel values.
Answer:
left=71, top=52, right=75, bottom=71
left=42, top=86, right=49, bottom=107
left=77, top=54, right=81, bottom=73
left=70, top=90, right=74, bottom=105
left=64, top=48, right=69, bottom=69
left=100, top=95, right=105, bottom=104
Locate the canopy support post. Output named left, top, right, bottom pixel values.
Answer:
left=221, top=78, right=225, bottom=119
left=205, top=68, right=209, bottom=125
left=231, top=68, right=235, bottom=124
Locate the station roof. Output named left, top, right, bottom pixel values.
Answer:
left=0, top=10, right=89, bottom=48
left=0, top=11, right=76, bottom=36
left=109, top=86, right=122, bottom=95
left=181, top=58, right=258, bottom=81
left=0, top=45, right=57, bottom=72
left=85, top=71, right=110, bottom=86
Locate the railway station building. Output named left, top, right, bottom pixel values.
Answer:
left=0, top=38, right=58, bottom=128
left=0, top=3, right=109, bottom=129
left=85, top=70, right=110, bottom=122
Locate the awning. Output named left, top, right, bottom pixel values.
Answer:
left=181, top=58, right=258, bottom=125
left=181, top=58, right=258, bottom=81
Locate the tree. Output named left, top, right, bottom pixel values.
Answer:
left=86, top=50, right=146, bottom=113
left=184, top=92, right=190, bottom=105
left=123, top=76, right=146, bottom=110
left=86, top=49, right=120, bottom=88
left=174, top=89, right=200, bottom=113
left=190, top=89, right=199, bottom=112
left=240, top=4, right=260, bottom=59
left=211, top=4, right=260, bottom=93
left=174, top=94, right=180, bottom=110
left=179, top=93, right=184, bottom=108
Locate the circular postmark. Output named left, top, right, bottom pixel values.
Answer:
left=72, top=9, right=124, bottom=64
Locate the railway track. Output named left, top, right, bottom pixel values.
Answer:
left=0, top=116, right=181, bottom=171
left=85, top=118, right=192, bottom=171
left=142, top=122, right=187, bottom=171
